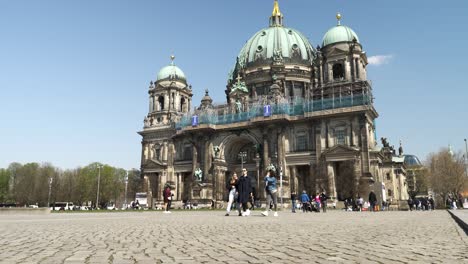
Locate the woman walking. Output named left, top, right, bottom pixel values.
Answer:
left=262, top=169, right=278, bottom=217
left=225, top=173, right=238, bottom=216
left=163, top=184, right=172, bottom=214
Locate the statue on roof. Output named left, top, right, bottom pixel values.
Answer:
left=230, top=74, right=248, bottom=95
left=273, top=49, right=283, bottom=64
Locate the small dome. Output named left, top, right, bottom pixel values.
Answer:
left=156, top=65, right=186, bottom=82
left=404, top=155, right=422, bottom=167
left=322, top=25, right=359, bottom=47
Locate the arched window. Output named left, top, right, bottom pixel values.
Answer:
left=158, top=96, right=165, bottom=110
left=180, top=97, right=186, bottom=112
left=333, top=63, right=344, bottom=80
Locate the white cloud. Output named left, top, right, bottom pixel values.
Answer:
left=368, top=55, right=394, bottom=66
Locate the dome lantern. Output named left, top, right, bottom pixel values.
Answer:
left=270, top=0, right=283, bottom=27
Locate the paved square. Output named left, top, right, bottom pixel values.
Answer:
left=0, top=210, right=466, bottom=263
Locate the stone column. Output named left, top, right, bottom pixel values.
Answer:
left=149, top=96, right=154, bottom=113
left=162, top=142, right=168, bottom=162
left=164, top=94, right=169, bottom=111
left=204, top=139, right=212, bottom=182
left=190, top=144, right=197, bottom=199
left=290, top=166, right=297, bottom=195
left=263, top=132, right=270, bottom=172
left=327, top=163, right=337, bottom=200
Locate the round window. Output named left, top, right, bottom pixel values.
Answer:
left=257, top=45, right=263, bottom=52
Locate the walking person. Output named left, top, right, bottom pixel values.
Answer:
left=225, top=173, right=239, bottom=216
left=163, top=184, right=172, bottom=213
left=314, top=193, right=321, bottom=212
left=368, top=191, right=377, bottom=212
left=237, top=168, right=252, bottom=216
left=262, top=169, right=278, bottom=217
left=291, top=192, right=297, bottom=213
left=300, top=190, right=310, bottom=213
left=357, top=196, right=364, bottom=211
left=319, top=191, right=329, bottom=213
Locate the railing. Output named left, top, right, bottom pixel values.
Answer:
left=175, top=94, right=372, bottom=130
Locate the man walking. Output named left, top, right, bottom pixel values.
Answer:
left=319, top=191, right=329, bottom=213
left=291, top=192, right=297, bottom=213
left=368, top=191, right=377, bottom=212
left=237, top=168, right=252, bottom=216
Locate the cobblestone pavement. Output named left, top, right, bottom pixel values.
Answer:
left=0, top=210, right=467, bottom=264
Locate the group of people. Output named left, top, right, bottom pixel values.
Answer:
left=225, top=168, right=279, bottom=217
left=291, top=191, right=329, bottom=213
left=407, top=196, right=435, bottom=211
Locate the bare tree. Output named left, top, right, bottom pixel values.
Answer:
left=427, top=149, right=467, bottom=207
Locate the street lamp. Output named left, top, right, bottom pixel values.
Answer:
left=238, top=151, right=247, bottom=171
left=47, top=177, right=53, bottom=208
left=96, top=165, right=102, bottom=209
left=273, top=151, right=284, bottom=209
left=464, top=139, right=468, bottom=177
left=124, top=171, right=129, bottom=209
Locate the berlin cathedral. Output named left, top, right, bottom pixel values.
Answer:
left=138, top=1, right=410, bottom=209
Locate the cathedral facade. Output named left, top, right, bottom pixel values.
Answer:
left=138, top=1, right=409, bottom=209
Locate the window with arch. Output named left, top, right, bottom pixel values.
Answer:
left=333, top=63, right=344, bottom=80
left=155, top=146, right=161, bottom=160
left=158, top=96, right=165, bottom=110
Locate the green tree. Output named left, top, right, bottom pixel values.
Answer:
left=0, top=168, right=10, bottom=203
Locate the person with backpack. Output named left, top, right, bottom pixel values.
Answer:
left=261, top=169, right=278, bottom=217
left=300, top=190, right=311, bottom=213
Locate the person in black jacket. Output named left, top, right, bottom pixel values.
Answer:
left=290, top=192, right=297, bottom=213
left=319, top=192, right=329, bottom=213
left=236, top=168, right=252, bottom=216
left=368, top=191, right=377, bottom=212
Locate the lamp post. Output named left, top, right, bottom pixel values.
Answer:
left=124, top=171, right=129, bottom=209
left=47, top=177, right=53, bottom=208
left=238, top=151, right=247, bottom=171
left=464, top=139, right=468, bottom=177
left=96, top=165, right=102, bottom=209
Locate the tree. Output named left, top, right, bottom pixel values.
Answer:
left=0, top=169, right=10, bottom=203
left=427, top=148, right=467, bottom=207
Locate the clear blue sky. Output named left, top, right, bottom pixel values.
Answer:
left=0, top=0, right=467, bottom=169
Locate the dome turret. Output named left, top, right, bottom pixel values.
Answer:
left=322, top=13, right=360, bottom=47
left=156, top=55, right=187, bottom=82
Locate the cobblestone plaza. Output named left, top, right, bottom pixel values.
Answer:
left=0, top=211, right=466, bottom=264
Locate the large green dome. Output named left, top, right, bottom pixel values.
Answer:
left=156, top=59, right=186, bottom=82
left=322, top=25, right=360, bottom=47
left=237, top=26, right=315, bottom=68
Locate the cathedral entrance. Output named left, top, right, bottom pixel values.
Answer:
left=334, top=161, right=357, bottom=201
left=219, top=134, right=262, bottom=200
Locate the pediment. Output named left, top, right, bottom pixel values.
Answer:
left=145, top=159, right=168, bottom=168
left=327, top=47, right=348, bottom=57
left=322, top=145, right=360, bottom=156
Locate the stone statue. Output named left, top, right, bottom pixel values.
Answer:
left=381, top=137, right=389, bottom=148
left=144, top=117, right=150, bottom=127
left=213, top=146, right=220, bottom=158
left=235, top=100, right=242, bottom=113
left=194, top=168, right=203, bottom=182
left=399, top=140, right=403, bottom=156
left=273, top=49, right=283, bottom=64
